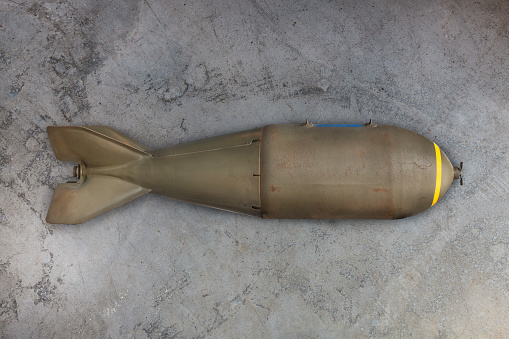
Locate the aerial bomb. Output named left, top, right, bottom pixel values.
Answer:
left=45, top=121, right=462, bottom=224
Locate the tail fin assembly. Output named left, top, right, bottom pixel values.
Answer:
left=46, top=126, right=151, bottom=224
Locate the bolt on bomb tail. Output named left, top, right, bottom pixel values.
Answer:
left=45, top=121, right=462, bottom=224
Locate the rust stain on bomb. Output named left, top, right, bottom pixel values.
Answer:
left=270, top=185, right=280, bottom=192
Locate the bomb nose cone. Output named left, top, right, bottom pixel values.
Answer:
left=434, top=148, right=455, bottom=205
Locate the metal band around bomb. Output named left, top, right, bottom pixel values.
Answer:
left=432, top=143, right=442, bottom=207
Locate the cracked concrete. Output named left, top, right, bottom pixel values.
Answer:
left=1, top=0, right=509, bottom=337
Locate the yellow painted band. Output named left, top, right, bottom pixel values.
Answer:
left=432, top=143, right=442, bottom=206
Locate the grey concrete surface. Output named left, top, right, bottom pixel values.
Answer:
left=1, top=0, right=508, bottom=337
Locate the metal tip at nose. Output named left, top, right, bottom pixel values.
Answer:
left=453, top=162, right=463, bottom=185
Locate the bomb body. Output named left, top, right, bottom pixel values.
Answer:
left=46, top=122, right=460, bottom=224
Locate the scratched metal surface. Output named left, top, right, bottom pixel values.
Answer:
left=1, top=0, right=508, bottom=337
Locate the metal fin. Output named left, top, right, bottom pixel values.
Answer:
left=85, top=126, right=149, bottom=152
left=47, top=126, right=148, bottom=166
left=46, top=177, right=150, bottom=224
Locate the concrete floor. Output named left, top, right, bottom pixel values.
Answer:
left=1, top=0, right=508, bottom=337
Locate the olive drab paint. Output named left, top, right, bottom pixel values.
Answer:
left=45, top=122, right=462, bottom=224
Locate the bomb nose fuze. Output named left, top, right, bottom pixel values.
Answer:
left=46, top=122, right=461, bottom=224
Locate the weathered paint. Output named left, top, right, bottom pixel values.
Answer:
left=259, top=124, right=454, bottom=219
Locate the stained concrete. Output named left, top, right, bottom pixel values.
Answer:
left=1, top=0, right=509, bottom=337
